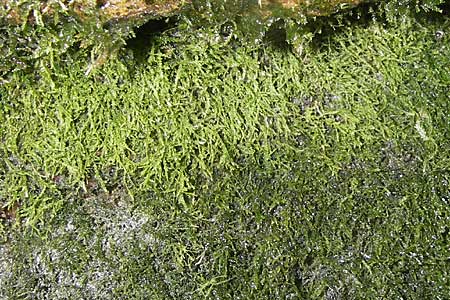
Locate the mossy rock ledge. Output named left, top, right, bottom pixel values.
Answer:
left=1, top=0, right=445, bottom=77
left=2, top=0, right=372, bottom=25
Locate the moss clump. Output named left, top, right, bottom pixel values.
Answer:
left=1, top=5, right=450, bottom=299
left=1, top=0, right=447, bottom=81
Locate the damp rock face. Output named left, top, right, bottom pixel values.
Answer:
left=85, top=0, right=187, bottom=20
left=1, top=0, right=186, bottom=23
left=258, top=0, right=369, bottom=17
left=2, top=0, right=371, bottom=25
left=94, top=0, right=372, bottom=20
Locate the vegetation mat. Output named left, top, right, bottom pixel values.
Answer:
left=0, top=8, right=449, bottom=300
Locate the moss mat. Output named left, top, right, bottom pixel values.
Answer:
left=1, top=10, right=449, bottom=299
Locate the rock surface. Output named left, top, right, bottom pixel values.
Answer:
left=2, top=0, right=371, bottom=24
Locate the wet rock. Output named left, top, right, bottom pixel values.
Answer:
left=2, top=0, right=371, bottom=25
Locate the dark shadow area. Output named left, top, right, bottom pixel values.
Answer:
left=439, top=2, right=450, bottom=15
left=125, top=17, right=178, bottom=61
left=309, top=2, right=380, bottom=51
left=262, top=2, right=379, bottom=53
left=264, top=19, right=289, bottom=50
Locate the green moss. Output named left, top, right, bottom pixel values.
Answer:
left=1, top=7, right=450, bottom=300
left=1, top=0, right=446, bottom=80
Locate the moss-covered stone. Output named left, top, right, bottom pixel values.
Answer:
left=1, top=3, right=449, bottom=299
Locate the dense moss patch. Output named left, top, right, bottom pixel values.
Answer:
left=1, top=7, right=449, bottom=300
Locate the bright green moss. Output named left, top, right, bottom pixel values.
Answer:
left=1, top=6, right=450, bottom=300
